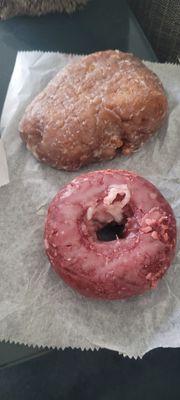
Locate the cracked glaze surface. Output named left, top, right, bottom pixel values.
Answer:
left=44, top=170, right=176, bottom=299
left=19, top=50, right=167, bottom=170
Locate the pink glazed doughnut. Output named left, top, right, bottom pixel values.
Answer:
left=44, top=170, right=176, bottom=300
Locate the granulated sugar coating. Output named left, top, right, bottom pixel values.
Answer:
left=19, top=50, right=168, bottom=170
left=45, top=170, right=176, bottom=299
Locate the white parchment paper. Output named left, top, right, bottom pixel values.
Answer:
left=0, top=52, right=180, bottom=357
left=0, top=138, right=9, bottom=187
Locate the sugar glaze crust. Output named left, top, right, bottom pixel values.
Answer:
left=19, top=50, right=168, bottom=170
left=44, top=170, right=176, bottom=300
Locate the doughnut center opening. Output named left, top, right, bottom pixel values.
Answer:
left=96, top=220, right=126, bottom=242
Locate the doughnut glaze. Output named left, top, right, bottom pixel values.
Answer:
left=44, top=170, right=176, bottom=299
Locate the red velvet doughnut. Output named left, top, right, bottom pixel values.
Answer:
left=44, top=170, right=176, bottom=300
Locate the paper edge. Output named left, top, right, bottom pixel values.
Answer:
left=17, top=49, right=180, bottom=68
left=0, top=335, right=142, bottom=358
left=1, top=334, right=177, bottom=359
left=0, top=138, right=9, bottom=187
left=0, top=335, right=100, bottom=353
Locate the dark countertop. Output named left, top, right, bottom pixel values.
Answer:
left=1, top=1, right=179, bottom=399
left=1, top=347, right=180, bottom=399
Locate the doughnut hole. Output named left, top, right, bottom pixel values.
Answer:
left=96, top=218, right=127, bottom=242
left=85, top=185, right=135, bottom=243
